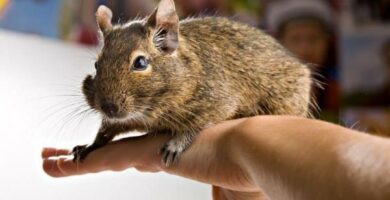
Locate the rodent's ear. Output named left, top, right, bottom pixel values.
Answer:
left=147, top=0, right=179, bottom=54
left=96, top=5, right=113, bottom=34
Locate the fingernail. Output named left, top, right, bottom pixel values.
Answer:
left=42, top=159, right=63, bottom=177
left=41, top=148, right=54, bottom=158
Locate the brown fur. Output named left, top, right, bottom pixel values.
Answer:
left=73, top=0, right=313, bottom=166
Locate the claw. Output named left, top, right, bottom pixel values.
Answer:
left=160, top=142, right=183, bottom=167
left=72, top=144, right=92, bottom=163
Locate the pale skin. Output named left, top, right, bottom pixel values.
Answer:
left=42, top=116, right=390, bottom=200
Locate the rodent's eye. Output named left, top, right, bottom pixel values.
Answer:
left=94, top=62, right=99, bottom=70
left=132, top=56, right=149, bottom=71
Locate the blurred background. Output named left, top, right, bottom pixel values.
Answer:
left=1, top=0, right=389, bottom=135
left=0, top=0, right=389, bottom=199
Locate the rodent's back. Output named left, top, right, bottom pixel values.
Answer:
left=178, top=17, right=312, bottom=118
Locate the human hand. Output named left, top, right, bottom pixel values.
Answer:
left=43, top=116, right=390, bottom=200
left=42, top=118, right=267, bottom=200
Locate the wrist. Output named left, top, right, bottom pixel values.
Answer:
left=226, top=116, right=315, bottom=194
left=220, top=118, right=264, bottom=191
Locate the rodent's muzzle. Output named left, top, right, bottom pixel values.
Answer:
left=100, top=101, right=119, bottom=118
left=99, top=100, right=127, bottom=119
left=82, top=75, right=126, bottom=119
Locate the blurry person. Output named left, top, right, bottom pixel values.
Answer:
left=108, top=0, right=154, bottom=23
left=72, top=0, right=102, bottom=45
left=59, top=0, right=104, bottom=45
left=176, top=0, right=229, bottom=17
left=266, top=0, right=340, bottom=120
left=176, top=0, right=261, bottom=26
left=229, top=1, right=261, bottom=27
left=65, top=0, right=154, bottom=45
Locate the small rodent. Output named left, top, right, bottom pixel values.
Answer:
left=72, top=0, right=313, bottom=166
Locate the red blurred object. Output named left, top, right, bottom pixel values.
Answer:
left=77, top=26, right=98, bottom=45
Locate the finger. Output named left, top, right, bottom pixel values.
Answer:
left=42, top=148, right=71, bottom=158
left=43, top=158, right=93, bottom=177
left=42, top=118, right=245, bottom=178
left=42, top=118, right=243, bottom=177
left=43, top=154, right=108, bottom=178
left=43, top=158, right=66, bottom=177
left=42, top=137, right=151, bottom=177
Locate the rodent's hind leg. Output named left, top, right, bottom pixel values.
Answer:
left=72, top=126, right=116, bottom=163
left=160, top=133, right=195, bottom=167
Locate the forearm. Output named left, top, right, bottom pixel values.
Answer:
left=232, top=116, right=390, bottom=200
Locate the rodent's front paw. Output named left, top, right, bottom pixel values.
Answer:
left=160, top=140, right=186, bottom=167
left=72, top=145, right=91, bottom=163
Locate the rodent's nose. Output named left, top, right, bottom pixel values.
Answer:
left=101, top=102, right=119, bottom=118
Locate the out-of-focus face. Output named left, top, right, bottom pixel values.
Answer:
left=279, top=20, right=329, bottom=65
